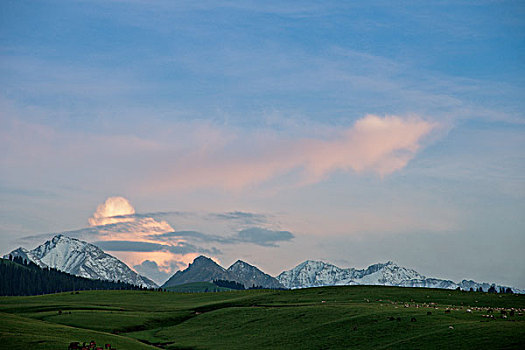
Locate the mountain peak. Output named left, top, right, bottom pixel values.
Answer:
left=162, top=255, right=228, bottom=288
left=49, top=234, right=82, bottom=247
left=226, top=259, right=284, bottom=289
left=373, top=261, right=397, bottom=269
left=304, top=259, right=324, bottom=264
left=297, top=260, right=328, bottom=268
left=194, top=255, right=212, bottom=261
left=192, top=255, right=219, bottom=266
left=230, top=260, right=252, bottom=268
left=5, top=235, right=157, bottom=288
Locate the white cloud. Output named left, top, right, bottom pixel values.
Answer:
left=88, top=196, right=136, bottom=226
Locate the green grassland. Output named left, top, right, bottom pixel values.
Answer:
left=1, top=286, right=524, bottom=349
left=164, top=282, right=233, bottom=293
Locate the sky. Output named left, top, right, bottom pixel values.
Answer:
left=1, top=0, right=524, bottom=288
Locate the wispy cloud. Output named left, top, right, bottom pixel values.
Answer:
left=151, top=114, right=438, bottom=191
left=208, top=211, right=269, bottom=225
left=1, top=112, right=438, bottom=194
left=102, top=210, right=268, bottom=224
left=93, top=240, right=220, bottom=255
left=237, top=227, right=294, bottom=247
left=152, top=227, right=294, bottom=247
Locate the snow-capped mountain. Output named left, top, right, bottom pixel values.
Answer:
left=277, top=260, right=521, bottom=293
left=351, top=261, right=425, bottom=285
left=5, top=235, right=157, bottom=289
left=276, top=260, right=358, bottom=288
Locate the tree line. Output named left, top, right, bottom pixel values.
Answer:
left=212, top=279, right=267, bottom=290
left=458, top=286, right=513, bottom=293
left=213, top=279, right=246, bottom=290
left=0, top=256, right=148, bottom=296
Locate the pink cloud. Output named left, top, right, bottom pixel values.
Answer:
left=152, top=114, right=437, bottom=191
left=1, top=110, right=437, bottom=194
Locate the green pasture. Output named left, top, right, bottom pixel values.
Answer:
left=164, top=282, right=233, bottom=293
left=1, top=286, right=524, bottom=349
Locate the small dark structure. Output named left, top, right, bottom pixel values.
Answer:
left=427, top=311, right=432, bottom=316
left=411, top=317, right=417, bottom=322
left=70, top=340, right=114, bottom=350
left=68, top=342, right=80, bottom=350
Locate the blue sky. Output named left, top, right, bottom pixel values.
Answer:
left=1, top=1, right=524, bottom=287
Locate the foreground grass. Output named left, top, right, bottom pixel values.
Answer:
left=1, top=286, right=524, bottom=349
left=0, top=312, right=157, bottom=350
left=165, top=282, right=233, bottom=293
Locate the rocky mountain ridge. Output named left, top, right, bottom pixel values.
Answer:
left=5, top=235, right=157, bottom=289
left=277, top=260, right=521, bottom=293
left=161, top=256, right=284, bottom=289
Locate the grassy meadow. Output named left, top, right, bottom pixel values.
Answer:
left=164, top=282, right=233, bottom=293
left=1, top=285, right=524, bottom=349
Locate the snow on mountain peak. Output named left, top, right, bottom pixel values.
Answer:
left=277, top=260, right=355, bottom=288
left=278, top=260, right=428, bottom=289
left=5, top=235, right=157, bottom=289
left=277, top=260, right=520, bottom=293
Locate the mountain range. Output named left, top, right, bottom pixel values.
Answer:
left=161, top=256, right=284, bottom=289
left=164, top=256, right=520, bottom=293
left=4, top=235, right=157, bottom=289
left=4, top=235, right=521, bottom=293
left=276, top=260, right=520, bottom=293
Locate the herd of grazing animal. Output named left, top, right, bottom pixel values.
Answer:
left=382, top=300, right=524, bottom=327
left=68, top=341, right=115, bottom=350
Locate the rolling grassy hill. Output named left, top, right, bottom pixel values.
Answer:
left=1, top=286, right=524, bottom=349
left=164, top=282, right=233, bottom=293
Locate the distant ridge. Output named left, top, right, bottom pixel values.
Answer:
left=277, top=260, right=522, bottom=293
left=162, top=256, right=231, bottom=288
left=228, top=260, right=283, bottom=289
left=161, top=256, right=284, bottom=289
